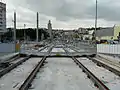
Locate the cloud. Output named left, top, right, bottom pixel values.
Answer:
left=8, top=0, right=94, bottom=21
left=5, top=0, right=120, bottom=29
left=87, top=0, right=120, bottom=21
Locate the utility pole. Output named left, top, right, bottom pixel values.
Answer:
left=36, top=12, right=39, bottom=42
left=95, top=0, right=97, bottom=40
left=94, top=0, right=98, bottom=53
left=24, top=24, right=26, bottom=41
left=14, top=12, right=16, bottom=52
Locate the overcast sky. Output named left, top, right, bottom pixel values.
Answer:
left=3, top=0, right=120, bottom=29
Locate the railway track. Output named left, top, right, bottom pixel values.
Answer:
left=0, top=57, right=44, bottom=90
left=96, top=55, right=120, bottom=69
left=77, top=57, right=120, bottom=90
left=88, top=56, right=120, bottom=76
left=62, top=47, right=69, bottom=55
left=0, top=56, right=30, bottom=78
left=0, top=54, right=19, bottom=69
left=98, top=55, right=120, bottom=68
left=18, top=57, right=110, bottom=90
left=72, top=57, right=109, bottom=90
left=19, top=57, right=47, bottom=90
left=2, top=54, right=20, bottom=63
left=0, top=57, right=26, bottom=71
left=0, top=46, right=120, bottom=90
left=66, top=47, right=120, bottom=77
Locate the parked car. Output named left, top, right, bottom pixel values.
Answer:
left=100, top=40, right=108, bottom=44
left=113, top=41, right=118, bottom=44
left=100, top=40, right=118, bottom=44
left=107, top=40, right=119, bottom=44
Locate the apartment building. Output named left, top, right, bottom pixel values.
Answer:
left=0, top=2, right=6, bottom=31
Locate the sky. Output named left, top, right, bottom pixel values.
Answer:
left=2, top=0, right=120, bottom=29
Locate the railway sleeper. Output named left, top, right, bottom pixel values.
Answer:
left=94, top=83, right=99, bottom=88
left=76, top=62, right=79, bottom=65
left=109, top=69, right=113, bottom=72
left=28, top=83, right=32, bottom=89
left=82, top=69, right=85, bottom=73
left=44, top=61, right=48, bottom=64
left=87, top=75, right=90, bottom=79
left=0, top=62, right=11, bottom=68
left=96, top=63, right=101, bottom=67
left=79, top=65, right=81, bottom=68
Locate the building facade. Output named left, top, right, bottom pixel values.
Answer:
left=0, top=2, right=6, bottom=31
left=48, top=20, right=52, bottom=39
left=96, top=25, right=120, bottom=40
left=78, top=28, right=88, bottom=34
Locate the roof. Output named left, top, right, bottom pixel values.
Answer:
left=96, top=27, right=114, bottom=37
left=89, top=30, right=94, bottom=35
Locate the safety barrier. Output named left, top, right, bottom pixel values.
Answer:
left=0, top=43, right=15, bottom=53
left=97, top=44, right=120, bottom=54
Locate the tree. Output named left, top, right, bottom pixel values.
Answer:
left=2, top=28, right=49, bottom=41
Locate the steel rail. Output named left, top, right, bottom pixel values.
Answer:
left=0, top=54, right=20, bottom=68
left=72, top=57, right=109, bottom=90
left=47, top=45, right=54, bottom=56
left=4, top=54, right=20, bottom=63
left=19, top=56, right=47, bottom=90
left=0, top=53, right=20, bottom=63
left=97, top=55, right=120, bottom=68
left=38, top=44, right=49, bottom=52
left=0, top=56, right=30, bottom=78
left=62, top=47, right=69, bottom=56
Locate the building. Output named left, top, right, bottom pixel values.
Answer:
left=114, top=25, right=120, bottom=40
left=0, top=2, right=6, bottom=41
left=48, top=20, right=52, bottom=39
left=96, top=25, right=120, bottom=40
left=78, top=28, right=88, bottom=34
left=0, top=2, right=6, bottom=31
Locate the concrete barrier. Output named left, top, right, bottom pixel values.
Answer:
left=0, top=43, right=15, bottom=53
